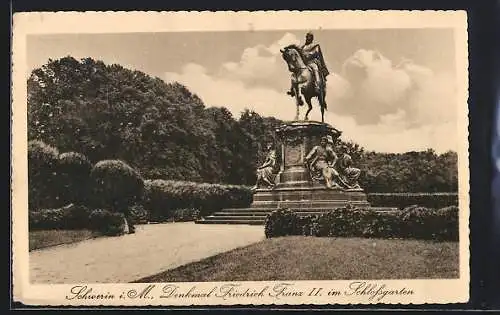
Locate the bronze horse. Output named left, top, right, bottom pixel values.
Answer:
left=280, top=44, right=328, bottom=123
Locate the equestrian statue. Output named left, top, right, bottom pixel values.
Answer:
left=280, top=32, right=330, bottom=122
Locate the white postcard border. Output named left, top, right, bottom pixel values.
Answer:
left=12, top=10, right=470, bottom=306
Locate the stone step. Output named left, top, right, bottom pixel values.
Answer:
left=196, top=206, right=399, bottom=225
left=250, top=200, right=370, bottom=209
left=253, top=189, right=368, bottom=202
left=219, top=207, right=398, bottom=214
left=221, top=207, right=348, bottom=213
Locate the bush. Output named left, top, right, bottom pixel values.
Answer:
left=89, top=160, right=144, bottom=213
left=28, top=140, right=61, bottom=210
left=398, top=206, right=437, bottom=240
left=57, top=152, right=92, bottom=205
left=126, top=204, right=150, bottom=225
left=143, top=180, right=252, bottom=222
left=264, top=205, right=459, bottom=241
left=367, top=193, right=458, bottom=209
left=435, top=206, right=459, bottom=241
left=264, top=208, right=303, bottom=238
left=88, top=209, right=126, bottom=236
left=29, top=204, right=92, bottom=230
left=170, top=208, right=200, bottom=222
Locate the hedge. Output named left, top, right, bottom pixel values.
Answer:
left=143, top=180, right=252, bottom=222
left=29, top=204, right=129, bottom=236
left=28, top=140, right=61, bottom=210
left=89, top=160, right=144, bottom=213
left=29, top=204, right=92, bottom=230
left=367, top=193, right=458, bottom=209
left=169, top=209, right=201, bottom=222
left=265, top=205, right=459, bottom=241
left=127, top=204, right=150, bottom=225
left=57, top=152, right=93, bottom=205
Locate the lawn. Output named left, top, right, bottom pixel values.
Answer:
left=135, top=236, right=459, bottom=282
left=29, top=229, right=102, bottom=251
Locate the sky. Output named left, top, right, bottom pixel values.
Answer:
left=27, top=29, right=459, bottom=153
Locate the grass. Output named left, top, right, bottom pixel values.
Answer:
left=135, top=236, right=459, bottom=282
left=29, top=229, right=103, bottom=251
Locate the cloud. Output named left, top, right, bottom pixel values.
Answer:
left=338, top=49, right=457, bottom=128
left=163, top=36, right=458, bottom=153
left=217, top=33, right=300, bottom=90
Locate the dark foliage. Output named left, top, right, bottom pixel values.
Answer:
left=88, top=209, right=126, bottom=236
left=143, top=179, right=252, bottom=222
left=358, top=150, right=458, bottom=193
left=169, top=209, right=201, bottom=222
left=57, top=152, right=93, bottom=205
left=367, top=193, right=458, bottom=209
left=265, top=205, right=459, bottom=241
left=126, top=204, right=150, bottom=225
left=264, top=208, right=303, bottom=238
left=29, top=204, right=92, bottom=230
left=28, top=140, right=63, bottom=210
left=89, top=160, right=144, bottom=213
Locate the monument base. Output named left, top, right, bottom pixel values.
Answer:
left=252, top=187, right=369, bottom=208
left=195, top=187, right=377, bottom=225
left=195, top=120, right=394, bottom=225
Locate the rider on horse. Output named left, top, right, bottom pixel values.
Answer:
left=287, top=31, right=330, bottom=96
left=300, top=32, right=330, bottom=91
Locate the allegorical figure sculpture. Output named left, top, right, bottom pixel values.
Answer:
left=336, top=145, right=362, bottom=189
left=304, top=136, right=342, bottom=189
left=280, top=31, right=330, bottom=122
left=252, top=143, right=278, bottom=190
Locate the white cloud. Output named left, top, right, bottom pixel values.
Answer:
left=218, top=33, right=300, bottom=90
left=164, top=36, right=458, bottom=153
left=338, top=49, right=457, bottom=128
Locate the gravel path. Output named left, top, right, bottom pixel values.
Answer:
left=29, top=223, right=264, bottom=284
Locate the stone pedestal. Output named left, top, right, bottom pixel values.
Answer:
left=255, top=120, right=370, bottom=208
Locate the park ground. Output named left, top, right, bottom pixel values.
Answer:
left=30, top=223, right=459, bottom=284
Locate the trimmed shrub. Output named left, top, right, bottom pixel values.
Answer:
left=88, top=209, right=126, bottom=236
left=435, top=206, right=459, bottom=241
left=57, top=152, right=92, bottom=205
left=264, top=208, right=302, bottom=238
left=89, top=160, right=144, bottom=213
left=143, top=180, right=252, bottom=222
left=28, top=140, right=61, bottom=210
left=367, top=193, right=458, bottom=209
left=29, top=204, right=92, bottom=230
left=170, top=208, right=201, bottom=222
left=264, top=205, right=459, bottom=241
left=398, top=206, right=437, bottom=240
left=127, top=204, right=150, bottom=225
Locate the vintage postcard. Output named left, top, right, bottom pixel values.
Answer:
left=12, top=10, right=469, bottom=306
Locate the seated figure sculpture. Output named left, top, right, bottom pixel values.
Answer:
left=304, top=136, right=342, bottom=189
left=252, top=143, right=278, bottom=190
left=336, top=144, right=362, bottom=189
